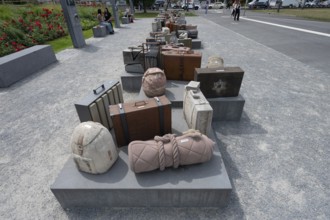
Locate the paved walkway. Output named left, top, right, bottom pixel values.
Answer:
left=0, top=15, right=329, bottom=219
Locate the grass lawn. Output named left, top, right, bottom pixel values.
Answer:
left=253, top=8, right=330, bottom=22
left=46, top=29, right=93, bottom=53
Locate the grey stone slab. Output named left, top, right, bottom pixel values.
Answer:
left=122, top=17, right=129, bottom=24
left=92, top=26, right=107, bottom=38
left=0, top=45, right=57, bottom=88
left=138, top=80, right=189, bottom=107
left=208, top=94, right=245, bottom=121
left=50, top=108, right=232, bottom=208
left=120, top=72, right=143, bottom=92
left=192, top=39, right=202, bottom=49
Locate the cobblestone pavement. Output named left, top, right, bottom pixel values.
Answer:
left=0, top=15, right=329, bottom=219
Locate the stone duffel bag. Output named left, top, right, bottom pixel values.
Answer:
left=128, top=130, right=215, bottom=173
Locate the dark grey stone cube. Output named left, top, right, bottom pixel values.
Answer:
left=208, top=95, right=245, bottom=121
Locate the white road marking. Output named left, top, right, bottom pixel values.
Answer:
left=241, top=17, right=330, bottom=38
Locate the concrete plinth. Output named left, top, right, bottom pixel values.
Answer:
left=120, top=72, right=143, bottom=92
left=122, top=17, right=129, bottom=24
left=92, top=26, right=107, bottom=38
left=192, top=39, right=202, bottom=49
left=208, top=95, right=245, bottom=121
left=138, top=80, right=189, bottom=107
left=51, top=108, right=232, bottom=208
left=0, top=45, right=57, bottom=88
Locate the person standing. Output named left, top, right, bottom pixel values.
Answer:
left=205, top=0, right=209, bottom=14
left=233, top=0, right=241, bottom=21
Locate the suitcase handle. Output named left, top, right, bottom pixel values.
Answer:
left=134, top=101, right=147, bottom=107
left=93, top=84, right=105, bottom=95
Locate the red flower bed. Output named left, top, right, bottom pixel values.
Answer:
left=0, top=7, right=67, bottom=57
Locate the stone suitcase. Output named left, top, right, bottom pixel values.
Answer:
left=123, top=47, right=145, bottom=65
left=178, top=38, right=192, bottom=49
left=109, top=95, right=172, bottom=147
left=187, top=29, right=198, bottom=39
left=74, top=80, right=124, bottom=130
left=162, top=50, right=202, bottom=81
left=194, top=67, right=244, bottom=98
left=183, top=81, right=213, bottom=135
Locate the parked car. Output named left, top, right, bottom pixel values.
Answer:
left=304, top=0, right=318, bottom=7
left=182, top=3, right=199, bottom=10
left=281, top=0, right=300, bottom=7
left=319, top=0, right=330, bottom=7
left=171, top=3, right=180, bottom=8
left=155, top=0, right=165, bottom=6
left=194, top=3, right=201, bottom=9
left=248, top=0, right=269, bottom=8
left=209, top=2, right=225, bottom=9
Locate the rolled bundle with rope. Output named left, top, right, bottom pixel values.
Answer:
left=128, top=130, right=215, bottom=173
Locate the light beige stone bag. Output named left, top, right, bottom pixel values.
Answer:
left=206, top=56, right=224, bottom=69
left=142, top=67, right=167, bottom=97
left=128, top=130, right=215, bottom=173
left=71, top=121, right=118, bottom=174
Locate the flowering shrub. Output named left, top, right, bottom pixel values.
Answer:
left=0, top=7, right=67, bottom=57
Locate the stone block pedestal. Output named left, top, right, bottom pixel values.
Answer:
left=208, top=95, right=245, bottom=121
left=120, top=72, right=143, bottom=92
left=0, top=45, right=57, bottom=88
left=51, top=109, right=232, bottom=208
left=192, top=39, right=202, bottom=49
left=92, top=26, right=107, bottom=38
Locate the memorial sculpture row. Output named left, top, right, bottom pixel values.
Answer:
left=71, top=11, right=245, bottom=175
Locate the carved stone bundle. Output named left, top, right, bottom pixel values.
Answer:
left=128, top=130, right=215, bottom=173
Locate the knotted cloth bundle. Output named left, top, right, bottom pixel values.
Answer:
left=142, top=67, right=167, bottom=97
left=128, top=130, right=215, bottom=173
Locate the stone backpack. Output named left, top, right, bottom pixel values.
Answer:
left=70, top=121, right=118, bottom=174
left=142, top=67, right=167, bottom=97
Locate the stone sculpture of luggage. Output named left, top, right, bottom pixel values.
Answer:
left=128, top=130, right=215, bottom=173
left=70, top=121, right=119, bottom=174
left=142, top=67, right=167, bottom=97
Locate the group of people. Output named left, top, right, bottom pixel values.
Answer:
left=97, top=8, right=115, bottom=34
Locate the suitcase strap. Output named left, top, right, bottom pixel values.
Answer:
left=118, top=104, right=130, bottom=144
left=179, top=54, right=184, bottom=80
left=154, top=97, right=164, bottom=135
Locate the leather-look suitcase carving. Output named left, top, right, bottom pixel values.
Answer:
left=109, top=96, right=172, bottom=147
left=75, top=80, right=124, bottom=130
left=162, top=50, right=202, bottom=81
left=194, top=67, right=244, bottom=98
left=161, top=45, right=191, bottom=53
left=183, top=81, right=213, bottom=135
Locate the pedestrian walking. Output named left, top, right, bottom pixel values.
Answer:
left=205, top=0, right=209, bottom=14
left=233, top=0, right=241, bottom=21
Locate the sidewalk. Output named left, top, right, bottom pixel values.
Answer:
left=0, top=15, right=329, bottom=219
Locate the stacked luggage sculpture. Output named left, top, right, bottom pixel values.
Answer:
left=51, top=11, right=238, bottom=209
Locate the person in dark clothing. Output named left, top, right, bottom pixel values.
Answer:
left=97, top=8, right=114, bottom=34
left=233, top=1, right=241, bottom=21
left=104, top=8, right=114, bottom=33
